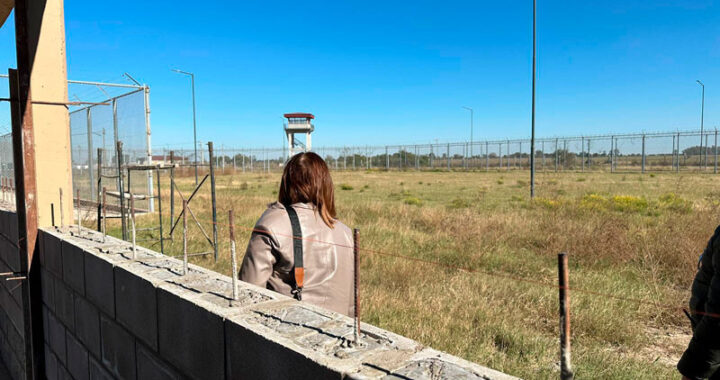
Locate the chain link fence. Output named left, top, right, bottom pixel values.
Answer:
left=156, top=129, right=720, bottom=175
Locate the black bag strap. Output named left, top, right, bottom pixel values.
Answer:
left=286, top=206, right=304, bottom=301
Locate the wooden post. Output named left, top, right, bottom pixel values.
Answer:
left=558, top=252, right=574, bottom=380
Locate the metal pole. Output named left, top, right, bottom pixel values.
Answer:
left=677, top=133, right=681, bottom=173
left=183, top=200, right=188, bottom=275
left=353, top=228, right=361, bottom=345
left=715, top=129, right=718, bottom=174
left=555, top=139, right=558, bottom=172
left=610, top=136, right=614, bottom=173
left=447, top=143, right=450, bottom=171
left=76, top=189, right=81, bottom=235
left=87, top=107, right=95, bottom=202
left=558, top=252, right=574, bottom=380
left=170, top=151, right=175, bottom=238
left=530, top=0, right=537, bottom=197
left=385, top=146, right=389, bottom=170
left=117, top=141, right=127, bottom=240
left=641, top=134, right=646, bottom=174
left=581, top=137, right=584, bottom=172
left=486, top=141, right=489, bottom=171
left=59, top=188, right=64, bottom=227
left=96, top=148, right=102, bottom=231
left=208, top=142, right=219, bottom=262
left=102, top=187, right=107, bottom=243
left=542, top=140, right=545, bottom=170
left=230, top=210, right=238, bottom=303
left=130, top=193, right=136, bottom=259
left=157, top=168, right=164, bottom=255
left=697, top=80, right=705, bottom=171
left=144, top=85, right=154, bottom=212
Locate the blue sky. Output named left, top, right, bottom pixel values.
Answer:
left=1, top=1, right=719, bottom=149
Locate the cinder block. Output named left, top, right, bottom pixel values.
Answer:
left=41, top=268, right=56, bottom=312
left=47, top=311, right=67, bottom=364
left=61, top=240, right=85, bottom=295
left=66, top=331, right=90, bottom=380
left=74, top=295, right=101, bottom=359
left=225, top=319, right=341, bottom=380
left=84, top=253, right=115, bottom=318
left=100, top=314, right=136, bottom=380
left=3, top=291, right=24, bottom=335
left=114, top=265, right=158, bottom=350
left=137, top=343, right=179, bottom=380
left=157, top=287, right=224, bottom=380
left=45, top=344, right=58, bottom=380
left=88, top=356, right=113, bottom=380
left=54, top=281, right=75, bottom=331
left=42, top=231, right=63, bottom=277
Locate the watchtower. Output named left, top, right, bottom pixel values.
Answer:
left=284, top=113, right=314, bottom=158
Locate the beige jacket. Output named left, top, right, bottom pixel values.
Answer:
left=239, top=202, right=354, bottom=316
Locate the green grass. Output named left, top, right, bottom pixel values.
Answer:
left=93, top=169, right=720, bottom=379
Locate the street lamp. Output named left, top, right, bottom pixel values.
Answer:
left=462, top=106, right=473, bottom=157
left=697, top=80, right=705, bottom=170
left=172, top=69, right=199, bottom=185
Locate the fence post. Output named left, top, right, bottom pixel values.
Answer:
left=555, top=138, right=559, bottom=172
left=587, top=139, right=591, bottom=169
left=641, top=134, right=646, bottom=174
left=87, top=107, right=95, bottom=202
left=486, top=142, right=489, bottom=171
left=208, top=142, right=219, bottom=262
left=507, top=140, right=510, bottom=170
left=385, top=146, right=389, bottom=171
left=715, top=129, right=718, bottom=174
left=610, top=136, right=614, bottom=173
left=96, top=148, right=103, bottom=231
left=676, top=133, right=681, bottom=173
left=117, top=141, right=127, bottom=240
left=447, top=143, right=450, bottom=171
left=169, top=151, right=175, bottom=238
left=581, top=136, right=584, bottom=172
left=558, top=252, right=574, bottom=379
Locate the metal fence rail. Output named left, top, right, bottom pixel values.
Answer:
left=155, top=128, right=720, bottom=175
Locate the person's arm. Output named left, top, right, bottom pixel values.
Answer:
left=238, top=224, right=278, bottom=287
left=678, top=228, right=720, bottom=379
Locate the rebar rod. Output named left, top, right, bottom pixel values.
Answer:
left=102, top=187, right=107, bottom=243
left=130, top=193, right=136, bottom=259
left=229, top=210, right=238, bottom=303
left=183, top=200, right=188, bottom=275
left=354, top=228, right=361, bottom=345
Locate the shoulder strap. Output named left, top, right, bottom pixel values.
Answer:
left=286, top=206, right=304, bottom=301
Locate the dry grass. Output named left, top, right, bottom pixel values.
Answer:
left=98, top=169, right=720, bottom=379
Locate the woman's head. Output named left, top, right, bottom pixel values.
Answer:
left=278, top=152, right=336, bottom=227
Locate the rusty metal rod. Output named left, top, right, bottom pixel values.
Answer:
left=59, top=188, right=64, bottom=227
left=354, top=228, right=361, bottom=345
left=97, top=148, right=103, bottom=231
left=558, top=252, right=574, bottom=380
left=170, top=150, right=175, bottom=238
left=117, top=141, right=127, bottom=240
left=229, top=210, right=238, bottom=302
left=183, top=200, right=188, bottom=275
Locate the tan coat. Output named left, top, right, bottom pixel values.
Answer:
left=239, top=202, right=354, bottom=316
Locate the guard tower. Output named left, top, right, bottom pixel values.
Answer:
left=284, top=112, right=315, bottom=158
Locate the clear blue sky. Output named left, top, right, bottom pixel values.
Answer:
left=1, top=1, right=719, bottom=149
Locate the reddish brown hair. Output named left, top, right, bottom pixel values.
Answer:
left=278, top=152, right=336, bottom=228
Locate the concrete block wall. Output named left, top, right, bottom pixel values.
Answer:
left=0, top=207, right=27, bottom=380
left=0, top=213, right=509, bottom=380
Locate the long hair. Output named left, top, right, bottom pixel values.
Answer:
left=278, top=152, right=336, bottom=228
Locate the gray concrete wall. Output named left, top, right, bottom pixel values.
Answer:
left=0, top=208, right=27, bottom=379
left=0, top=208, right=519, bottom=379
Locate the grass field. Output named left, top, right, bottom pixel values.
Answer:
left=97, top=169, right=720, bottom=379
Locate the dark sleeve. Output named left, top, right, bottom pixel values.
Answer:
left=678, top=226, right=720, bottom=378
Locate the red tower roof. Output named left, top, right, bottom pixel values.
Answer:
left=283, top=113, right=314, bottom=120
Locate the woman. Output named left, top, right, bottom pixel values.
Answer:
left=239, top=152, right=354, bottom=316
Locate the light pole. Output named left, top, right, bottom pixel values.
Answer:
left=530, top=0, right=537, bottom=198
left=697, top=80, right=705, bottom=170
left=462, top=106, right=474, bottom=157
left=173, top=69, right=199, bottom=185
